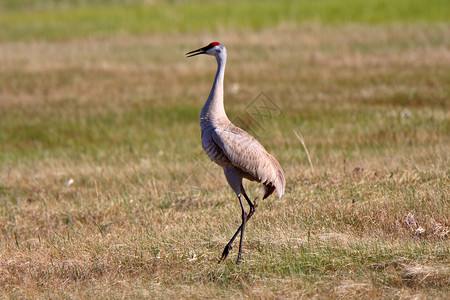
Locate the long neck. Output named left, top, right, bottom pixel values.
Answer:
left=200, top=54, right=228, bottom=123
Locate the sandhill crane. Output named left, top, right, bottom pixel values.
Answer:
left=186, top=42, right=285, bottom=263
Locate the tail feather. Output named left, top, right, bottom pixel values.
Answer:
left=263, top=166, right=285, bottom=199
left=276, top=168, right=286, bottom=199
left=263, top=183, right=276, bottom=199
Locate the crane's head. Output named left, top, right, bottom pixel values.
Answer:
left=185, top=42, right=224, bottom=58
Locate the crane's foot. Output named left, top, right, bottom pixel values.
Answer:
left=218, top=243, right=233, bottom=263
left=236, top=254, right=244, bottom=264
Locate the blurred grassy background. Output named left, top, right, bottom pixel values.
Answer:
left=1, top=0, right=449, bottom=41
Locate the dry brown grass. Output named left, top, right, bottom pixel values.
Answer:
left=0, top=24, right=449, bottom=298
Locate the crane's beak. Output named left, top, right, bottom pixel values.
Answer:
left=185, top=46, right=207, bottom=58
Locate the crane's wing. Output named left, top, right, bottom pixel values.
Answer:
left=212, top=128, right=285, bottom=199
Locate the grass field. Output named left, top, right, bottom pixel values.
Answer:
left=1, top=0, right=449, bottom=298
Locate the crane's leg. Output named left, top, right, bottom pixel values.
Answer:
left=218, top=184, right=257, bottom=263
left=236, top=194, right=247, bottom=263
left=241, top=184, right=257, bottom=216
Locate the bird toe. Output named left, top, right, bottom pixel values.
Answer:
left=218, top=244, right=233, bottom=263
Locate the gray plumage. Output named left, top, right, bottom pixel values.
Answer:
left=186, top=42, right=285, bottom=263
left=202, top=122, right=285, bottom=200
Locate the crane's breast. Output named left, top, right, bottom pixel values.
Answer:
left=201, top=127, right=232, bottom=167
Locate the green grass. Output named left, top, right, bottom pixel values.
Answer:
left=0, top=0, right=449, bottom=298
left=0, top=0, right=449, bottom=41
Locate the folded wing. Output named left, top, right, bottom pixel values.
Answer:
left=212, top=127, right=285, bottom=199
